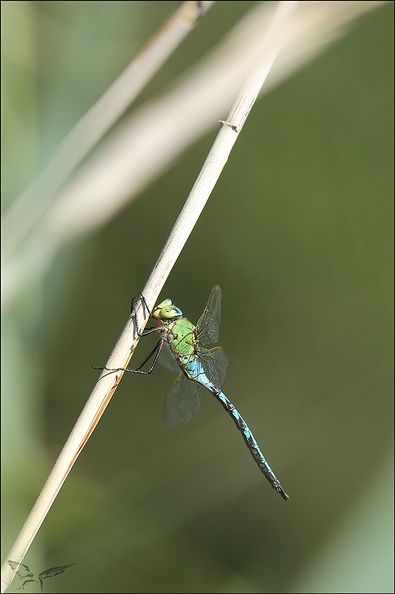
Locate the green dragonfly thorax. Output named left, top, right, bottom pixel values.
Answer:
left=151, top=297, right=197, bottom=365
left=167, top=317, right=197, bottom=359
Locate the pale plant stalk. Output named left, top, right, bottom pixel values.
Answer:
left=1, top=3, right=300, bottom=591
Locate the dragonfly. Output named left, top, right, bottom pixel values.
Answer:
left=95, top=285, right=289, bottom=501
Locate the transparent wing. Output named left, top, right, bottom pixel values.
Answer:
left=158, top=342, right=180, bottom=373
left=196, top=285, right=222, bottom=345
left=163, top=373, right=202, bottom=426
left=198, top=346, right=228, bottom=389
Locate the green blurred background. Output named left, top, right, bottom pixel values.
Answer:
left=2, top=2, right=393, bottom=592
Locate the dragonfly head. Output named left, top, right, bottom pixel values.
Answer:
left=152, top=299, right=183, bottom=321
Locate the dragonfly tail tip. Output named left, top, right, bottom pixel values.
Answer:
left=278, top=487, right=289, bottom=501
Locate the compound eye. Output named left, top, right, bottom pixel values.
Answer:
left=161, top=305, right=183, bottom=319
left=152, top=301, right=183, bottom=320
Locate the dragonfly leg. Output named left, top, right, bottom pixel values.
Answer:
left=130, top=292, right=154, bottom=339
left=130, top=292, right=150, bottom=316
left=93, top=339, right=164, bottom=376
left=130, top=293, right=162, bottom=339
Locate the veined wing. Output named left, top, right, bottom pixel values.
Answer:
left=163, top=372, right=201, bottom=426
left=198, top=346, right=228, bottom=390
left=159, top=341, right=180, bottom=373
left=196, top=285, right=222, bottom=346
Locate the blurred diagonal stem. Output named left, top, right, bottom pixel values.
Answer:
left=2, top=0, right=214, bottom=259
